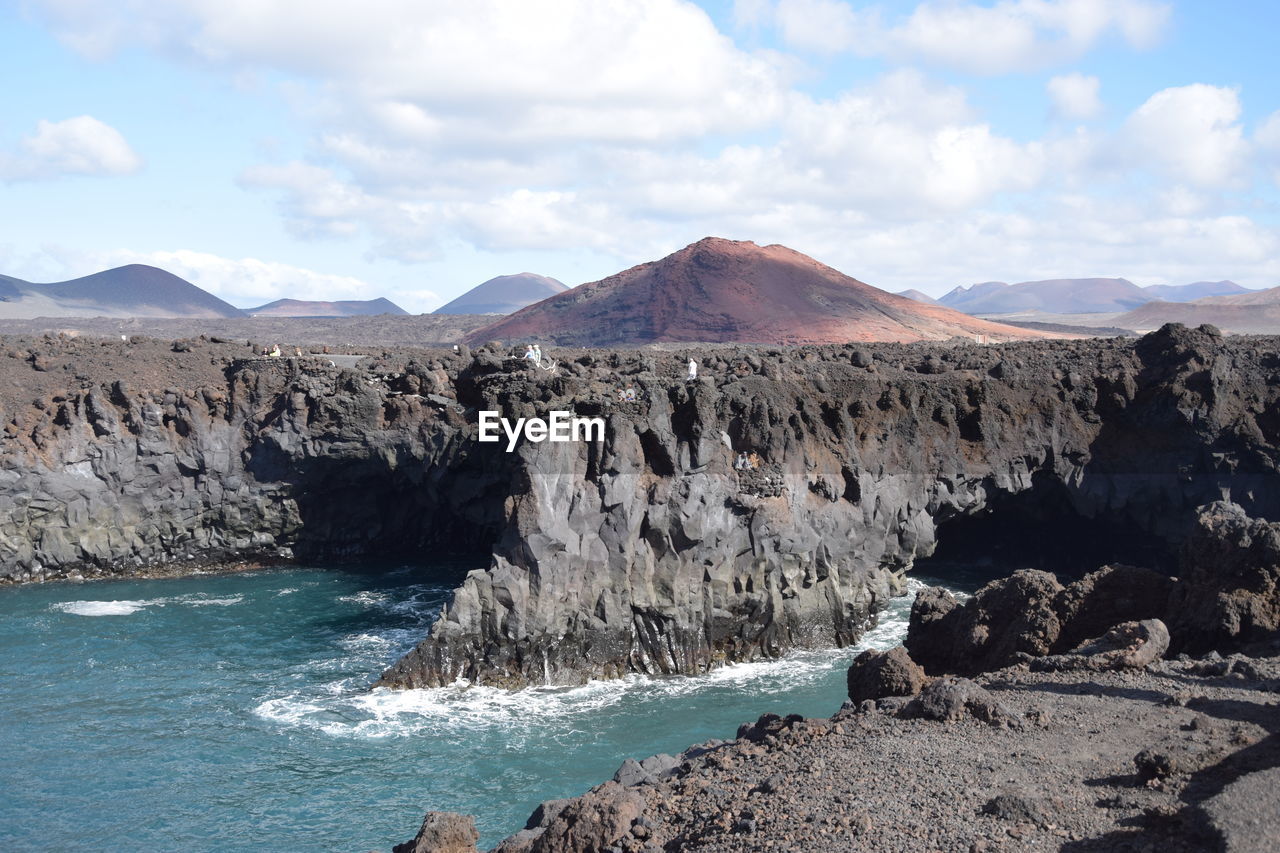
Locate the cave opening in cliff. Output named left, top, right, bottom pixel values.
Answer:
left=912, top=473, right=1177, bottom=589
left=267, top=452, right=510, bottom=578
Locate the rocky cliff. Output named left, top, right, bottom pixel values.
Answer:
left=3, top=325, right=1279, bottom=690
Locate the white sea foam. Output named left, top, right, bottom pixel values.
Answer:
left=253, top=576, right=964, bottom=740
left=51, top=591, right=251, bottom=616
left=337, top=591, right=390, bottom=608
left=52, top=599, right=156, bottom=616
left=184, top=595, right=244, bottom=607
left=275, top=588, right=298, bottom=596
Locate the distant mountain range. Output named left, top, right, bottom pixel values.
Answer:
left=246, top=297, right=407, bottom=317
left=933, top=278, right=1252, bottom=315
left=1113, top=284, right=1280, bottom=333
left=0, top=266, right=246, bottom=319
left=0, top=265, right=412, bottom=321
left=435, top=273, right=568, bottom=315
left=467, top=238, right=1054, bottom=347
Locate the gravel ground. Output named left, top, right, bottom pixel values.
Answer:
left=495, top=654, right=1279, bottom=853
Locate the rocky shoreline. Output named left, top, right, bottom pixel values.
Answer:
left=403, top=559, right=1280, bottom=852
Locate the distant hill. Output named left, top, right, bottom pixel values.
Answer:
left=896, top=289, right=937, bottom=304
left=0, top=265, right=246, bottom=319
left=246, top=297, right=408, bottom=317
left=1187, top=285, right=1280, bottom=307
left=1142, top=280, right=1249, bottom=302
left=940, top=277, right=1260, bottom=316
left=940, top=278, right=1150, bottom=314
left=435, top=273, right=568, bottom=315
left=467, top=238, right=1057, bottom=347
left=1114, top=301, right=1280, bottom=334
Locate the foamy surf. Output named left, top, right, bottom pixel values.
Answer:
left=51, top=599, right=156, bottom=616
left=50, top=592, right=247, bottom=616
left=253, top=578, right=951, bottom=740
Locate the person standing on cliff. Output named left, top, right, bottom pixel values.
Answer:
left=687, top=358, right=697, bottom=381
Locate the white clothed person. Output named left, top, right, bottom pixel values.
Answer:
left=524, top=345, right=536, bottom=360
left=687, top=359, right=697, bottom=381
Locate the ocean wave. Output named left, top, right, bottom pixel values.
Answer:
left=51, top=599, right=158, bottom=616
left=183, top=595, right=244, bottom=607
left=50, top=592, right=248, bottom=616
left=253, top=577, right=960, bottom=739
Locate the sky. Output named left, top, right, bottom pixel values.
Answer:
left=1, top=0, right=1278, bottom=312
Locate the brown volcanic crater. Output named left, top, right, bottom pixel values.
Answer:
left=467, top=238, right=1056, bottom=346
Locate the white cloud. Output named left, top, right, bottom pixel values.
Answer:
left=1047, top=72, right=1102, bottom=120
left=769, top=0, right=1170, bottom=74
left=0, top=116, right=142, bottom=180
left=1257, top=110, right=1280, bottom=187
left=34, top=0, right=787, bottom=146
left=22, top=0, right=1279, bottom=300
left=1122, top=84, right=1249, bottom=188
left=773, top=0, right=870, bottom=54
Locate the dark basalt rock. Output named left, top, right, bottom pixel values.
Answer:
left=846, top=646, right=926, bottom=702
left=901, top=676, right=1019, bottom=726
left=910, top=505, right=1280, bottom=676
left=1030, top=618, right=1170, bottom=672
left=1169, top=501, right=1280, bottom=654
left=393, top=811, right=479, bottom=853
left=3, top=324, right=1280, bottom=690
left=906, top=570, right=1065, bottom=676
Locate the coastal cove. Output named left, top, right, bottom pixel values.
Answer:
left=0, top=564, right=963, bottom=851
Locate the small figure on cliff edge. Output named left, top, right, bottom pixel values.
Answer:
left=269, top=344, right=281, bottom=357
left=523, top=344, right=537, bottom=361
left=687, top=358, right=698, bottom=381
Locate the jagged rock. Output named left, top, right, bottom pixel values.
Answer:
left=911, top=563, right=1181, bottom=676
left=1031, top=619, right=1169, bottom=672
left=1051, top=564, right=1176, bottom=652
left=392, top=811, right=479, bottom=853
left=520, top=781, right=645, bottom=853
left=901, top=676, right=1019, bottom=726
left=1168, top=502, right=1280, bottom=654
left=906, top=570, right=1064, bottom=676
left=613, top=753, right=680, bottom=788
left=846, top=646, right=926, bottom=702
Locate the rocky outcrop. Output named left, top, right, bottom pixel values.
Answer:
left=1030, top=618, right=1170, bottom=672
left=3, top=324, right=1280, bottom=689
left=909, top=504, right=1279, bottom=676
left=393, top=812, right=480, bottom=853
left=845, top=646, right=926, bottom=703
left=1169, top=501, right=1280, bottom=654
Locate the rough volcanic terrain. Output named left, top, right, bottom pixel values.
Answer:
left=468, top=238, right=1057, bottom=346
left=420, top=649, right=1278, bottom=853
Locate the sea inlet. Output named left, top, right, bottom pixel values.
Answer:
left=0, top=563, right=965, bottom=851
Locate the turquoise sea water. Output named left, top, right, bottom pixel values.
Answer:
left=0, top=564, right=960, bottom=851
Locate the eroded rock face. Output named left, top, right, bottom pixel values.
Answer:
left=3, top=324, right=1280, bottom=689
